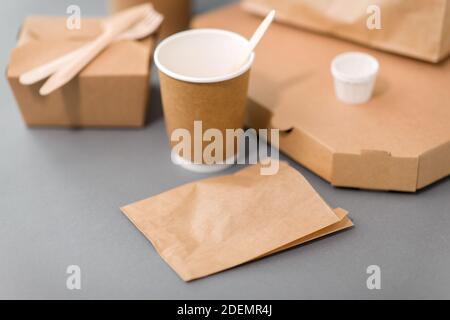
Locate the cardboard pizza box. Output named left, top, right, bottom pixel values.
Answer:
left=193, top=4, right=450, bottom=192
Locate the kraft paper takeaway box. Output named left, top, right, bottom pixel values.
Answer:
left=7, top=17, right=156, bottom=128
left=193, top=5, right=450, bottom=192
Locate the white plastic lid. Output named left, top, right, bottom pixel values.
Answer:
left=331, top=52, right=379, bottom=83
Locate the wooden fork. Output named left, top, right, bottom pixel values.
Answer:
left=19, top=10, right=163, bottom=86
left=38, top=4, right=159, bottom=96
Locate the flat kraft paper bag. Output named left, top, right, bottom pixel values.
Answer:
left=121, top=161, right=353, bottom=281
left=242, top=0, right=450, bottom=63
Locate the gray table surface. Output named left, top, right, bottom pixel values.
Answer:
left=1, top=0, right=449, bottom=300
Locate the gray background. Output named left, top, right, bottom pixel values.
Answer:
left=1, top=0, right=449, bottom=300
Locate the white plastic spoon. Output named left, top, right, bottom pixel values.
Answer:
left=238, top=9, right=275, bottom=69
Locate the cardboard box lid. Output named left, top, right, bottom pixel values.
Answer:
left=8, top=16, right=155, bottom=78
left=193, top=4, right=450, bottom=192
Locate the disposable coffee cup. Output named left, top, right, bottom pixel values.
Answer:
left=110, top=0, right=191, bottom=39
left=154, top=29, right=255, bottom=172
left=331, top=52, right=379, bottom=105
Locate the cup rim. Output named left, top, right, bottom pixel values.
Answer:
left=331, top=52, right=379, bottom=84
left=154, top=28, right=255, bottom=84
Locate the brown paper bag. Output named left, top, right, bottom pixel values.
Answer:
left=242, top=0, right=450, bottom=63
left=121, top=161, right=353, bottom=281
left=110, top=0, right=191, bottom=39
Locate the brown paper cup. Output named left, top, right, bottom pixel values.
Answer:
left=155, top=29, right=254, bottom=172
left=110, top=0, right=191, bottom=39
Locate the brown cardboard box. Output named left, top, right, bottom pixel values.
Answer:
left=7, top=17, right=156, bottom=128
left=110, top=0, right=191, bottom=39
left=193, top=4, right=450, bottom=192
left=242, top=0, right=450, bottom=63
